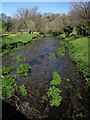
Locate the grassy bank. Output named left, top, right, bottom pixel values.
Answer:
left=2, top=33, right=43, bottom=55
left=64, top=36, right=89, bottom=86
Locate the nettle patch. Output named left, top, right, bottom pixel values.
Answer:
left=42, top=71, right=62, bottom=107
left=17, top=63, right=31, bottom=76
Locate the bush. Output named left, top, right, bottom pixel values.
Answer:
left=17, top=63, right=31, bottom=76
left=19, top=84, right=28, bottom=96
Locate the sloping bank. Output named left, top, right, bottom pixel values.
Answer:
left=63, top=36, right=89, bottom=87
left=2, top=33, right=43, bottom=56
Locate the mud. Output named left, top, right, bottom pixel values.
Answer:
left=2, top=37, right=89, bottom=120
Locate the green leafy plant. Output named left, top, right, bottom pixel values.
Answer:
left=16, top=55, right=25, bottom=63
left=19, top=84, right=28, bottom=96
left=57, top=33, right=66, bottom=39
left=50, top=71, right=62, bottom=85
left=2, top=66, right=16, bottom=75
left=2, top=75, right=16, bottom=100
left=17, top=63, right=31, bottom=76
left=42, top=86, right=62, bottom=107
left=57, top=47, right=65, bottom=56
left=42, top=71, right=62, bottom=107
left=2, top=49, right=11, bottom=55
left=49, top=52, right=55, bottom=56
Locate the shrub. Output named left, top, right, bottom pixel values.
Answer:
left=2, top=75, right=16, bottom=100
left=16, top=55, right=25, bottom=63
left=19, top=84, right=28, bottom=97
left=50, top=71, right=62, bottom=85
left=17, top=63, right=31, bottom=76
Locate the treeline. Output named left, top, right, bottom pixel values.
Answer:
left=0, top=2, right=90, bottom=36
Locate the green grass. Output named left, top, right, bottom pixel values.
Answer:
left=65, top=36, right=89, bottom=86
left=2, top=33, right=42, bottom=46
left=17, top=63, right=31, bottom=76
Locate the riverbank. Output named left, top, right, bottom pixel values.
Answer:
left=64, top=36, right=89, bottom=87
left=2, top=36, right=89, bottom=119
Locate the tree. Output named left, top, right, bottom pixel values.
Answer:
left=70, top=1, right=90, bottom=35
left=16, top=7, right=39, bottom=33
left=1, top=13, right=13, bottom=33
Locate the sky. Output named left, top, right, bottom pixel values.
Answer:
left=2, top=2, right=71, bottom=17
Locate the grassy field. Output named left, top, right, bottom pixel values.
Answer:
left=65, top=36, right=89, bottom=86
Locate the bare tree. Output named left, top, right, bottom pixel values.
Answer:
left=16, top=7, right=38, bottom=33
left=70, top=1, right=90, bottom=35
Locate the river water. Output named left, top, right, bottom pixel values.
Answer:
left=2, top=37, right=88, bottom=120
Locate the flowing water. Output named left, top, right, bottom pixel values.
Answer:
left=2, top=37, right=88, bottom=120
